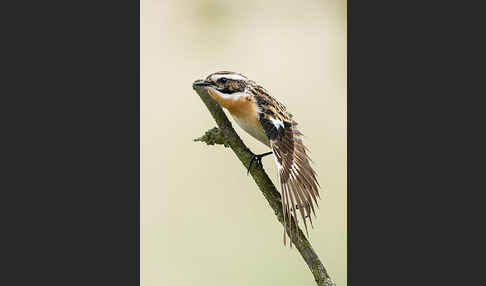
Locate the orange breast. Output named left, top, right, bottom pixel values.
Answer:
left=208, top=89, right=269, bottom=146
left=208, top=89, right=258, bottom=124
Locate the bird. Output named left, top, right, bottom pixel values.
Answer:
left=193, top=71, right=320, bottom=246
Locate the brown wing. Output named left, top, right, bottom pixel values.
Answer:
left=255, top=93, right=320, bottom=246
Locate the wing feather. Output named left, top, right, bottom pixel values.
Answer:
left=254, top=91, right=320, bottom=246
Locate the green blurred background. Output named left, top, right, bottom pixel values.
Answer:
left=141, top=0, right=346, bottom=285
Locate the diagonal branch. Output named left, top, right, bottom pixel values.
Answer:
left=192, top=83, right=336, bottom=286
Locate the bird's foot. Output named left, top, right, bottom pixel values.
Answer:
left=247, top=151, right=273, bottom=175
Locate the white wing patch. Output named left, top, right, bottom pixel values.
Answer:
left=255, top=104, right=263, bottom=114
left=270, top=117, right=284, bottom=129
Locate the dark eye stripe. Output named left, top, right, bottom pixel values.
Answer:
left=216, top=78, right=246, bottom=94
left=219, top=86, right=237, bottom=94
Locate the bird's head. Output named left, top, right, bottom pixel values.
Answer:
left=193, top=71, right=249, bottom=95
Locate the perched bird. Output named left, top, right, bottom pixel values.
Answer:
left=194, top=71, right=320, bottom=246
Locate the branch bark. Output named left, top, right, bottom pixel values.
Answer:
left=193, top=84, right=336, bottom=286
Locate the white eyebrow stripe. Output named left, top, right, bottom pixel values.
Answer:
left=212, top=73, right=247, bottom=81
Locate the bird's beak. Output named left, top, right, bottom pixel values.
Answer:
left=193, top=79, right=213, bottom=87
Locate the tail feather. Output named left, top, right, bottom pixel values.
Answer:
left=273, top=120, right=320, bottom=246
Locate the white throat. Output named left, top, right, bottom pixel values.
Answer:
left=209, top=88, right=246, bottom=101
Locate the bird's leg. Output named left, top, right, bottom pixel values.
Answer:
left=247, top=151, right=273, bottom=175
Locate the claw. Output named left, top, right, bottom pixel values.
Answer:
left=247, top=151, right=273, bottom=175
left=247, top=155, right=257, bottom=175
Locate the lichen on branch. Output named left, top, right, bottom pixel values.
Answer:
left=194, top=127, right=229, bottom=147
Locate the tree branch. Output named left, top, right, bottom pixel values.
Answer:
left=193, top=84, right=336, bottom=286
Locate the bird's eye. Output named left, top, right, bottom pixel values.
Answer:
left=219, top=78, right=228, bottom=84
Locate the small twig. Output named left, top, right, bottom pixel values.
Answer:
left=193, top=84, right=336, bottom=286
